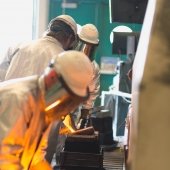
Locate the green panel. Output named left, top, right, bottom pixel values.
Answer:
left=49, top=0, right=101, bottom=24
left=100, top=74, right=114, bottom=91
left=49, top=0, right=62, bottom=20
left=49, top=0, right=142, bottom=106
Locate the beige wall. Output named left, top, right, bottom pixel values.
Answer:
left=129, top=0, right=170, bottom=169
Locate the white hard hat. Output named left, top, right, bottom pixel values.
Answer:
left=54, top=51, right=93, bottom=97
left=79, top=24, right=99, bottom=44
left=55, top=15, right=77, bottom=36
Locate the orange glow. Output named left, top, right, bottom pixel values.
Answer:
left=45, top=100, right=61, bottom=111
left=63, top=115, right=76, bottom=133
left=30, top=160, right=52, bottom=170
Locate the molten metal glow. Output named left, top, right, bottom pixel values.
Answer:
left=45, top=100, right=61, bottom=111
left=63, top=115, right=76, bottom=132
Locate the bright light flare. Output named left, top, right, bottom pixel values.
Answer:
left=45, top=100, right=61, bottom=111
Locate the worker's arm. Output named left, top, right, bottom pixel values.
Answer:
left=82, top=60, right=100, bottom=109
left=30, top=123, right=53, bottom=168
left=0, top=93, right=28, bottom=170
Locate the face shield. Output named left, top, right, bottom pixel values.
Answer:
left=74, top=39, right=98, bottom=61
left=44, top=65, right=89, bottom=122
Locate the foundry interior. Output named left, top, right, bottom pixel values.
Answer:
left=0, top=0, right=170, bottom=170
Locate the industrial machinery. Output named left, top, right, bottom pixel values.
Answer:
left=59, top=127, right=104, bottom=170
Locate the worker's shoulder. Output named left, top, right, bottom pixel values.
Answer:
left=0, top=76, right=38, bottom=93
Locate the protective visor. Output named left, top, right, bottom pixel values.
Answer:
left=44, top=69, right=89, bottom=122
left=74, top=40, right=98, bottom=61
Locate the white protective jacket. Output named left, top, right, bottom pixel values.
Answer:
left=0, top=76, right=52, bottom=170
left=5, top=36, right=64, bottom=80
left=82, top=60, right=100, bottom=109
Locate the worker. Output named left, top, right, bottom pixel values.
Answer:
left=4, top=14, right=77, bottom=80
left=74, top=23, right=100, bottom=129
left=58, top=23, right=100, bottom=136
left=0, top=14, right=78, bottom=166
left=0, top=50, right=93, bottom=170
